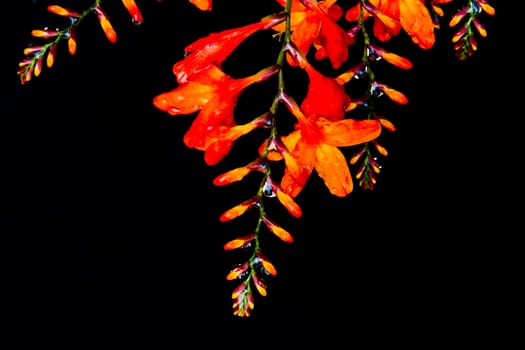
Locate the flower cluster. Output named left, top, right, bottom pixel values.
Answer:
left=17, top=0, right=495, bottom=317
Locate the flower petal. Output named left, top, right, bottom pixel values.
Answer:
left=314, top=144, right=353, bottom=197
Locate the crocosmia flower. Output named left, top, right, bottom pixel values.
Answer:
left=289, top=47, right=351, bottom=121
left=153, top=64, right=279, bottom=165
left=278, top=93, right=381, bottom=198
left=173, top=14, right=285, bottom=83
left=274, top=0, right=352, bottom=69
left=345, top=0, right=437, bottom=49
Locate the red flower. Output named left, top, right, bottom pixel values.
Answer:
left=289, top=47, right=351, bottom=121
left=278, top=93, right=382, bottom=198
left=274, top=0, right=352, bottom=69
left=173, top=14, right=285, bottom=83
left=153, top=64, right=279, bottom=165
left=345, top=0, right=437, bottom=49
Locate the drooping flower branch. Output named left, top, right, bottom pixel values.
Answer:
left=17, top=0, right=495, bottom=317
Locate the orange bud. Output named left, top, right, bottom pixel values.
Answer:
left=473, top=18, right=487, bottom=37
left=381, top=51, right=413, bottom=70
left=68, top=29, right=77, bottom=55
left=223, top=233, right=256, bottom=251
left=354, top=163, right=365, bottom=180
left=452, top=26, right=467, bottom=43
left=262, top=216, right=293, bottom=243
left=372, top=140, right=388, bottom=157
left=189, top=0, right=212, bottom=11
left=213, top=166, right=252, bottom=186
left=94, top=5, right=117, bottom=43
left=231, top=282, right=247, bottom=299
left=23, top=45, right=44, bottom=55
left=46, top=44, right=57, bottom=68
left=386, top=88, right=408, bottom=104
left=378, top=84, right=408, bottom=104
left=276, top=189, right=302, bottom=218
left=220, top=197, right=258, bottom=222
left=33, top=55, right=44, bottom=77
left=478, top=1, right=495, bottom=16
left=47, top=5, right=82, bottom=17
left=349, top=147, right=365, bottom=165
left=449, top=7, right=468, bottom=27
left=31, top=29, right=60, bottom=38
left=226, top=262, right=249, bottom=280
left=121, top=0, right=143, bottom=24
left=255, top=251, right=277, bottom=276
left=431, top=5, right=445, bottom=17
left=252, top=274, right=267, bottom=297
left=377, top=118, right=396, bottom=132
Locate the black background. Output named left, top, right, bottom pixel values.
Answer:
left=2, top=1, right=510, bottom=349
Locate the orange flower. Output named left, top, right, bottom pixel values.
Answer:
left=173, top=14, right=285, bottom=83
left=289, top=46, right=351, bottom=121
left=279, top=92, right=382, bottom=197
left=274, top=0, right=352, bottom=69
left=345, top=0, right=437, bottom=49
left=153, top=64, right=279, bottom=165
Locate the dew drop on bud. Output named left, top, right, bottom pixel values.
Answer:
left=262, top=181, right=275, bottom=197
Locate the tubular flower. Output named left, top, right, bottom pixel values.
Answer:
left=279, top=93, right=382, bottom=198
left=274, top=0, right=352, bottom=69
left=345, top=0, right=437, bottom=49
left=153, top=64, right=279, bottom=165
left=290, top=46, right=351, bottom=121
left=173, top=14, right=285, bottom=83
